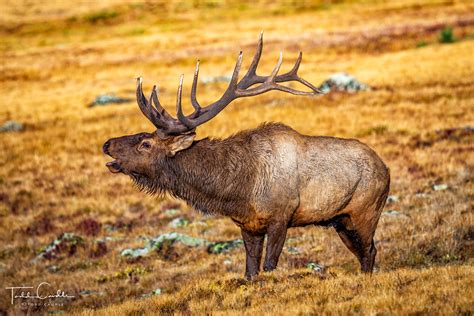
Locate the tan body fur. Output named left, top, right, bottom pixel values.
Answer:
left=232, top=124, right=389, bottom=235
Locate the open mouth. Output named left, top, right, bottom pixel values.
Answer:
left=106, top=160, right=122, bottom=173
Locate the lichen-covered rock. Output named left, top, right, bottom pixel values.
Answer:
left=140, top=288, right=162, bottom=299
left=0, top=121, right=24, bottom=132
left=121, top=233, right=245, bottom=259
left=207, top=239, right=243, bottom=254
left=433, top=184, right=449, bottom=191
left=306, top=262, right=325, bottom=273
left=386, top=195, right=399, bottom=204
left=163, top=208, right=180, bottom=216
left=121, top=247, right=150, bottom=259
left=200, top=75, right=232, bottom=84
left=121, top=232, right=208, bottom=259
left=168, top=217, right=189, bottom=228
left=148, top=232, right=207, bottom=249
left=383, top=210, right=409, bottom=218
left=318, top=73, right=370, bottom=93
left=89, top=94, right=131, bottom=107
left=36, top=233, right=83, bottom=260
left=287, top=246, right=300, bottom=254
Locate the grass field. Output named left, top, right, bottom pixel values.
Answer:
left=0, top=0, right=473, bottom=314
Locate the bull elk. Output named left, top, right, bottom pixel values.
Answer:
left=103, top=34, right=390, bottom=279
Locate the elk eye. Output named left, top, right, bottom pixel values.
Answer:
left=140, top=141, right=151, bottom=150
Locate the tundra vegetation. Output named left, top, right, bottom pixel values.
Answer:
left=0, top=0, right=473, bottom=315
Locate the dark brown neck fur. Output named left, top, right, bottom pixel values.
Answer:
left=156, top=136, right=257, bottom=218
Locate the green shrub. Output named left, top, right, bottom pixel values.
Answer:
left=439, top=27, right=455, bottom=44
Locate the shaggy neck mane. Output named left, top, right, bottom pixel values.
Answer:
left=153, top=136, right=257, bottom=219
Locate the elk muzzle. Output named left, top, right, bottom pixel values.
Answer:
left=103, top=139, right=122, bottom=173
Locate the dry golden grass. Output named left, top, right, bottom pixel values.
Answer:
left=82, top=265, right=473, bottom=315
left=0, top=0, right=473, bottom=314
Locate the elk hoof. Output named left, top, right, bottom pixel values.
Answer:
left=263, top=264, right=276, bottom=272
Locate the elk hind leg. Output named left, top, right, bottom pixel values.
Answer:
left=333, top=215, right=377, bottom=273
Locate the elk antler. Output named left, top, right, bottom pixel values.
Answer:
left=136, top=33, right=322, bottom=138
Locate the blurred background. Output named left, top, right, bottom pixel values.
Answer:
left=0, top=0, right=473, bottom=314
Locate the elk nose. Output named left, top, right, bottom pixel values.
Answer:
left=102, top=140, right=111, bottom=155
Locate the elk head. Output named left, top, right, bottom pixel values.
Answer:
left=103, top=33, right=321, bottom=181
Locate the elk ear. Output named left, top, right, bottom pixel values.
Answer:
left=166, top=133, right=196, bottom=157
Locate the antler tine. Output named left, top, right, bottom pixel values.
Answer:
left=276, top=52, right=322, bottom=94
left=288, top=51, right=302, bottom=76
left=176, top=75, right=195, bottom=128
left=228, top=51, right=243, bottom=90
left=237, top=52, right=283, bottom=97
left=245, top=32, right=263, bottom=77
left=151, top=85, right=174, bottom=121
left=291, top=76, right=322, bottom=94
left=235, top=34, right=319, bottom=94
left=237, top=32, right=265, bottom=89
left=136, top=77, right=168, bottom=129
left=267, top=52, right=283, bottom=83
left=238, top=50, right=319, bottom=97
left=136, top=34, right=322, bottom=138
left=175, top=51, right=243, bottom=129
left=190, top=60, right=202, bottom=114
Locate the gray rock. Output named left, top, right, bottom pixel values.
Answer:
left=207, top=239, right=243, bottom=254
left=0, top=120, right=24, bottom=132
left=386, top=195, right=399, bottom=204
left=319, top=73, right=370, bottom=93
left=200, top=75, right=232, bottom=84
left=306, top=262, right=325, bottom=273
left=415, top=193, right=429, bottom=198
left=433, top=184, right=449, bottom=191
left=164, top=208, right=179, bottom=216
left=89, top=94, right=131, bottom=107
left=383, top=210, right=409, bottom=218
left=147, top=232, right=208, bottom=249
left=46, top=265, right=61, bottom=273
left=121, top=233, right=247, bottom=258
left=97, top=236, right=125, bottom=242
left=168, top=217, right=189, bottom=228
left=121, top=247, right=150, bottom=258
left=121, top=232, right=208, bottom=259
left=140, top=288, right=161, bottom=299
left=287, top=246, right=300, bottom=254
left=36, top=233, right=83, bottom=260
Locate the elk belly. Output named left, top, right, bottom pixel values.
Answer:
left=290, top=175, right=359, bottom=227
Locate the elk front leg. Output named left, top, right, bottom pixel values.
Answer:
left=241, top=229, right=265, bottom=279
left=263, top=222, right=287, bottom=272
